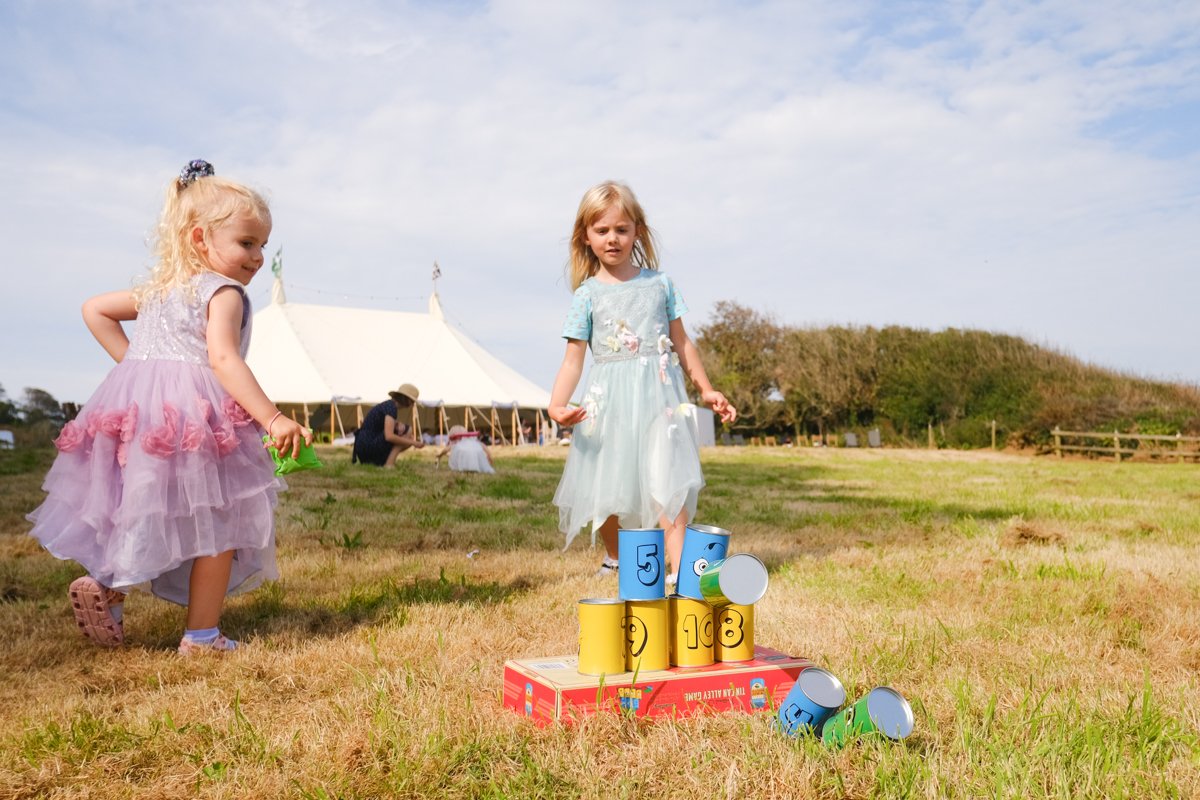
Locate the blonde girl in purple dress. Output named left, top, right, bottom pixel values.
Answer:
left=27, top=160, right=311, bottom=655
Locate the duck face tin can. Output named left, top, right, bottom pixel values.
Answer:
left=821, top=686, right=914, bottom=746
left=577, top=598, right=627, bottom=676
left=618, top=528, right=666, bottom=600
left=624, top=598, right=670, bottom=672
left=669, top=594, right=714, bottom=667
left=677, top=524, right=731, bottom=600
left=778, top=667, right=847, bottom=737
left=713, top=602, right=755, bottom=662
left=699, top=553, right=769, bottom=608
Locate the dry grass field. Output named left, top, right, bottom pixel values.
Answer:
left=1, top=444, right=1198, bottom=799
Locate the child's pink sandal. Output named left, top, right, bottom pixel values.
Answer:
left=68, top=576, right=126, bottom=647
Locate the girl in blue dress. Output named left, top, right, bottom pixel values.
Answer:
left=549, top=181, right=737, bottom=583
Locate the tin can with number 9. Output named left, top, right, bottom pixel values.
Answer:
left=625, top=598, right=669, bottom=672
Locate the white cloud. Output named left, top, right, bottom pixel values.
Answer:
left=1, top=0, right=1197, bottom=405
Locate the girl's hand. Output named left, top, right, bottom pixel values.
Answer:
left=268, top=415, right=313, bottom=459
left=702, top=390, right=738, bottom=424
left=549, top=404, right=587, bottom=426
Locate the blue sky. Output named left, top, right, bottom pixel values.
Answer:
left=2, top=0, right=1198, bottom=406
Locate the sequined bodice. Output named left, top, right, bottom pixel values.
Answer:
left=125, top=272, right=251, bottom=364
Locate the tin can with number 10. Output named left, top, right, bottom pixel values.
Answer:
left=669, top=594, right=714, bottom=667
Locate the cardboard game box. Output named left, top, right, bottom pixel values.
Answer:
left=503, top=645, right=813, bottom=723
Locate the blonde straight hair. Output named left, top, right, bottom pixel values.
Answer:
left=566, top=181, right=659, bottom=291
left=134, top=174, right=271, bottom=306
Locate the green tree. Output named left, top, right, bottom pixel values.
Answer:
left=0, top=384, right=17, bottom=425
left=20, top=387, right=65, bottom=426
left=695, top=302, right=783, bottom=431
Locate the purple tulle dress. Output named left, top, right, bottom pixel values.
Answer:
left=26, top=272, right=282, bottom=606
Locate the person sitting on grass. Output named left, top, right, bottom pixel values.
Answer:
left=351, top=383, right=425, bottom=468
left=436, top=425, right=495, bottom=473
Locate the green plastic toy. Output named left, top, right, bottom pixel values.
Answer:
left=262, top=435, right=324, bottom=476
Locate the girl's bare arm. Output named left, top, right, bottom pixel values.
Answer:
left=669, top=317, right=737, bottom=423
left=82, top=290, right=138, bottom=363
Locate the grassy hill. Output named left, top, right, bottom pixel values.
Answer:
left=696, top=304, right=1200, bottom=448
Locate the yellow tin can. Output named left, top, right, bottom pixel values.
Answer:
left=577, top=598, right=627, bottom=676
left=669, top=594, right=714, bottom=667
left=625, top=598, right=670, bottom=672
left=714, top=602, right=755, bottom=662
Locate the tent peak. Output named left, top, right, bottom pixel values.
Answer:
left=429, top=290, right=444, bottom=319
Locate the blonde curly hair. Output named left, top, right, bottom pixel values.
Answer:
left=133, top=171, right=271, bottom=306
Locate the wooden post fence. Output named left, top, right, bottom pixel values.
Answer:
left=1050, top=427, right=1200, bottom=462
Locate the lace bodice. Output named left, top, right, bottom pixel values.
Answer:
left=561, top=270, right=688, bottom=363
left=125, top=272, right=251, bottom=364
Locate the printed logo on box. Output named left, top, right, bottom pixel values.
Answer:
left=618, top=685, right=654, bottom=712
left=750, top=678, right=767, bottom=709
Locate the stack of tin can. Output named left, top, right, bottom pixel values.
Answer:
left=576, top=523, right=916, bottom=744
left=578, top=523, right=770, bottom=676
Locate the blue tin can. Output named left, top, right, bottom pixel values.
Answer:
left=777, top=667, right=847, bottom=737
left=618, top=528, right=666, bottom=600
left=676, top=523, right=731, bottom=600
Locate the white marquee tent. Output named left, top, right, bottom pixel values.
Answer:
left=246, top=278, right=552, bottom=443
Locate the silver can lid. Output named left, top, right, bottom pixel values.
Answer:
left=797, top=667, right=846, bottom=710
left=719, top=553, right=769, bottom=605
left=578, top=598, right=625, bottom=605
left=866, top=687, right=914, bottom=739
left=686, top=523, right=732, bottom=538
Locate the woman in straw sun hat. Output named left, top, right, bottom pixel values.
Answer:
left=351, top=383, right=425, bottom=467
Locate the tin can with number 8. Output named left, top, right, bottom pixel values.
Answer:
left=713, top=602, right=755, bottom=662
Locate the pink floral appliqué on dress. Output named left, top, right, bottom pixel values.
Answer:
left=93, top=403, right=140, bottom=467
left=180, top=398, right=211, bottom=452
left=222, top=396, right=254, bottom=428
left=141, top=404, right=180, bottom=459
left=53, top=420, right=88, bottom=452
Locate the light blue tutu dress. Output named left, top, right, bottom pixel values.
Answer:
left=553, top=269, right=704, bottom=548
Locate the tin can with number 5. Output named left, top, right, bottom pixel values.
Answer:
left=618, top=528, right=666, bottom=600
left=778, top=667, right=846, bottom=737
